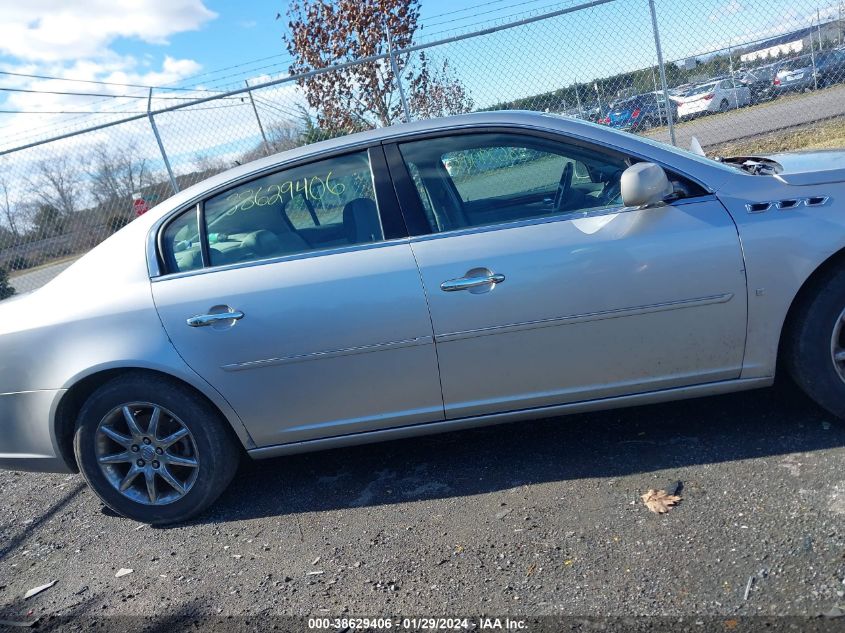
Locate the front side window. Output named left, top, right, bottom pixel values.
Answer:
left=398, top=133, right=630, bottom=234
left=201, top=151, right=383, bottom=268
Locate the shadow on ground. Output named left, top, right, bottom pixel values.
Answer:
left=193, top=379, right=845, bottom=525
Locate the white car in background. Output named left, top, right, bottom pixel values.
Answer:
left=672, top=79, right=752, bottom=119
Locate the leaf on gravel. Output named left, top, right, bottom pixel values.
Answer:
left=23, top=581, right=56, bottom=599
left=495, top=508, right=512, bottom=520
left=115, top=568, right=134, bottom=578
left=641, top=489, right=682, bottom=514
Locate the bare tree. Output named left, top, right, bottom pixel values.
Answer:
left=194, top=154, right=228, bottom=175
left=27, top=155, right=82, bottom=218
left=267, top=121, right=305, bottom=152
left=282, top=0, right=473, bottom=132
left=0, top=168, right=22, bottom=239
left=88, top=142, right=153, bottom=207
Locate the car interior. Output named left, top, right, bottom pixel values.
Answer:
left=165, top=156, right=384, bottom=273
left=168, top=194, right=382, bottom=272
left=399, top=135, right=634, bottom=232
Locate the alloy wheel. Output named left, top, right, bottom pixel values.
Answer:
left=830, top=307, right=845, bottom=385
left=95, top=403, right=200, bottom=505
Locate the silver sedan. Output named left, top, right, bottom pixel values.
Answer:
left=2, top=111, right=845, bottom=524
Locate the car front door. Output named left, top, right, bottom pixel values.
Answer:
left=151, top=147, right=443, bottom=448
left=387, top=132, right=747, bottom=420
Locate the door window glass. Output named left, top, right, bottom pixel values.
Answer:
left=161, top=208, right=202, bottom=273
left=201, top=151, right=383, bottom=267
left=398, top=133, right=629, bottom=233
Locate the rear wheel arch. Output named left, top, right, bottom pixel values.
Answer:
left=54, top=367, right=248, bottom=473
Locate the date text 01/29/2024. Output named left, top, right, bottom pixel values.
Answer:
left=307, top=617, right=528, bottom=630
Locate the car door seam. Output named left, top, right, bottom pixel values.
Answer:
left=406, top=241, right=448, bottom=417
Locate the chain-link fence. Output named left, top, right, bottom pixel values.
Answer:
left=2, top=0, right=844, bottom=297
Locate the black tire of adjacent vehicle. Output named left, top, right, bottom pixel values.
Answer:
left=73, top=374, right=240, bottom=524
left=785, top=267, right=845, bottom=419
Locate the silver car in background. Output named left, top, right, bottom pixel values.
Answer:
left=672, top=79, right=752, bottom=118
left=2, top=111, right=845, bottom=524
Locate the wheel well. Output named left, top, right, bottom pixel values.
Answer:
left=54, top=367, right=241, bottom=472
left=778, top=246, right=845, bottom=370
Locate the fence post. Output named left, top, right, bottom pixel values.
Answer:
left=810, top=18, right=819, bottom=90
left=386, top=23, right=412, bottom=123
left=648, top=0, right=677, bottom=146
left=245, top=80, right=272, bottom=156
left=147, top=88, right=179, bottom=194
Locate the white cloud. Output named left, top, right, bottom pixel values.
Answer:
left=0, top=1, right=217, bottom=151
left=0, top=0, right=315, bottom=194
left=709, top=0, right=743, bottom=23
left=0, top=0, right=217, bottom=62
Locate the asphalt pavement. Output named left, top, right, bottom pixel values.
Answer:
left=8, top=259, right=77, bottom=295
left=0, top=379, right=843, bottom=630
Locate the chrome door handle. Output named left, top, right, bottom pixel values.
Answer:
left=186, top=310, right=245, bottom=327
left=440, top=273, right=505, bottom=292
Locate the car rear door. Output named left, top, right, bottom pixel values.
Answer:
left=386, top=131, right=747, bottom=420
left=151, top=147, right=443, bottom=448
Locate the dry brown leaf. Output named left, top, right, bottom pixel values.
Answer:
left=641, top=489, right=682, bottom=514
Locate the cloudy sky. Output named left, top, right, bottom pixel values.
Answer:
left=0, top=0, right=838, bottom=164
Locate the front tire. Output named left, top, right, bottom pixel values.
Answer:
left=74, top=374, right=240, bottom=524
left=785, top=267, right=845, bottom=419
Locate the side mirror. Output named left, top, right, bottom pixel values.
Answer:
left=621, top=162, right=674, bottom=208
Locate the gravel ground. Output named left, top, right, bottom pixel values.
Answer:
left=1, top=380, right=844, bottom=631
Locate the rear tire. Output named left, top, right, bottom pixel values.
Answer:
left=73, top=373, right=240, bottom=524
left=719, top=99, right=729, bottom=113
left=785, top=267, right=845, bottom=420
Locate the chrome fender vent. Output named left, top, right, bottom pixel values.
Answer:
left=805, top=196, right=830, bottom=207
left=746, top=202, right=772, bottom=213
left=746, top=196, right=830, bottom=213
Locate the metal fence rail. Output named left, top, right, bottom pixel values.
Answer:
left=2, top=0, right=844, bottom=296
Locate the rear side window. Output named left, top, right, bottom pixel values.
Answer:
left=202, top=151, right=382, bottom=268
left=159, top=150, right=386, bottom=273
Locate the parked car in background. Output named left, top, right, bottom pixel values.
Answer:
left=672, top=79, right=751, bottom=119
left=737, top=64, right=779, bottom=103
left=813, top=48, right=845, bottom=87
left=773, top=55, right=817, bottom=93
left=601, top=92, right=666, bottom=131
